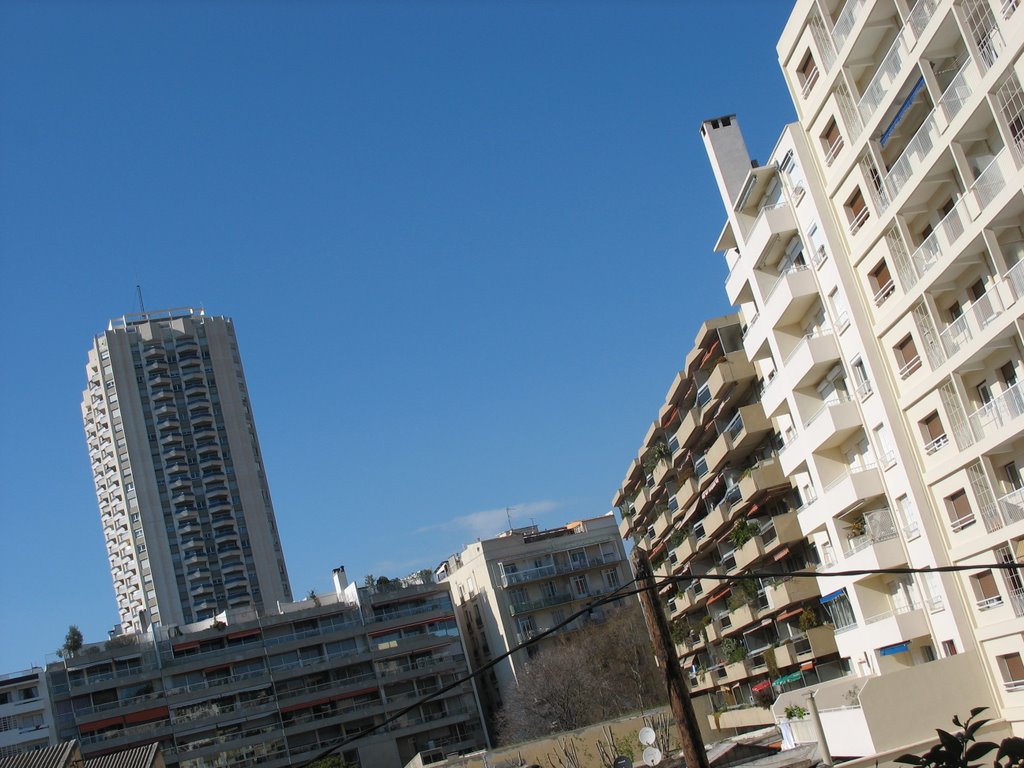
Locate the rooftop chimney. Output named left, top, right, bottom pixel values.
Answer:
left=332, top=566, right=348, bottom=596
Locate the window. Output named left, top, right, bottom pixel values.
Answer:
left=846, top=187, right=869, bottom=234
left=571, top=575, right=588, bottom=596
left=920, top=411, right=948, bottom=454
left=896, top=494, right=920, bottom=539
left=971, top=570, right=1003, bottom=609
left=852, top=358, right=872, bottom=398
left=870, top=260, right=895, bottom=306
left=1003, top=462, right=1019, bottom=493
left=797, top=50, right=819, bottom=97
left=603, top=568, right=621, bottom=589
left=946, top=489, right=975, bottom=532
left=808, top=223, right=828, bottom=265
left=821, top=117, right=843, bottom=165
left=895, top=335, right=922, bottom=378
left=943, top=639, right=958, bottom=656
left=1001, top=362, right=1019, bottom=387
left=873, top=424, right=896, bottom=467
left=18, top=686, right=38, bottom=701
left=828, top=288, right=849, bottom=330
left=999, top=653, right=1024, bottom=691
left=823, top=589, right=857, bottom=629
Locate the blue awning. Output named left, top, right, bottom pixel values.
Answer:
left=819, top=589, right=845, bottom=604
left=879, top=641, right=911, bottom=657
left=880, top=77, right=927, bottom=148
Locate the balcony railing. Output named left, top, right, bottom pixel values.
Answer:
left=849, top=206, right=870, bottom=235
left=968, top=381, right=1024, bottom=440
left=863, top=601, right=921, bottom=624
left=976, top=595, right=1004, bottom=611
left=857, top=0, right=939, bottom=122
left=898, top=354, right=922, bottom=379
left=950, top=511, right=976, bottom=533
left=801, top=67, right=820, bottom=99
left=501, top=565, right=557, bottom=589
left=832, top=0, right=868, bottom=52
left=824, top=137, right=845, bottom=167
left=924, top=433, right=949, bottom=455
left=880, top=59, right=973, bottom=207
left=998, top=488, right=1024, bottom=526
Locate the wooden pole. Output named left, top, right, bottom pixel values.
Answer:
left=632, top=548, right=711, bottom=768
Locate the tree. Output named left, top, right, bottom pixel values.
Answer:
left=495, top=604, right=667, bottom=745
left=61, top=625, right=84, bottom=658
left=895, top=708, right=1024, bottom=768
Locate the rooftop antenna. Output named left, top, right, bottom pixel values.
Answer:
left=505, top=506, right=514, bottom=531
left=136, top=285, right=146, bottom=314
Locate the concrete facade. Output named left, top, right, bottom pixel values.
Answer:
left=0, top=668, right=52, bottom=758
left=686, top=0, right=1024, bottom=754
left=45, top=578, right=486, bottom=768
left=82, top=308, right=292, bottom=632
left=611, top=315, right=848, bottom=737
left=435, top=515, right=629, bottom=737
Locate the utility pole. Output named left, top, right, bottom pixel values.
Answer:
left=631, top=548, right=711, bottom=768
left=806, top=690, right=833, bottom=767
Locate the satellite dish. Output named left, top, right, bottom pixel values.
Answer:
left=643, top=746, right=663, bottom=766
left=613, top=758, right=632, bottom=768
left=638, top=727, right=656, bottom=746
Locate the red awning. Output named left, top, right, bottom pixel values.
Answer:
left=681, top=655, right=696, bottom=668
left=777, top=607, right=803, bottom=621
left=228, top=628, right=262, bottom=641
left=662, top=406, right=679, bottom=427
left=707, top=588, right=731, bottom=605
left=78, top=716, right=124, bottom=734
left=337, top=685, right=378, bottom=700
left=172, top=641, right=200, bottom=652
left=280, top=696, right=333, bottom=714
left=800, top=661, right=814, bottom=671
left=752, top=680, right=772, bottom=692
left=123, top=706, right=169, bottom=725
left=773, top=547, right=791, bottom=562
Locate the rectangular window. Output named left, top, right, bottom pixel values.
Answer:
left=870, top=260, right=895, bottom=306
left=920, top=411, right=947, bottom=454
left=847, top=187, right=869, bottom=233
left=895, top=335, right=921, bottom=378
left=999, top=653, right=1024, bottom=691
left=946, top=489, right=975, bottom=532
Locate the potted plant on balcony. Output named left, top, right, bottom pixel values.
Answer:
left=798, top=608, right=821, bottom=632
left=846, top=512, right=867, bottom=538
left=729, top=519, right=759, bottom=548
left=643, top=440, right=672, bottom=472
left=722, top=638, right=748, bottom=664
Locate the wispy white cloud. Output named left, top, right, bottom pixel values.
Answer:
left=418, top=500, right=563, bottom=538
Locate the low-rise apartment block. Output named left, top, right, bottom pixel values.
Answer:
left=0, top=668, right=52, bottom=758
left=435, top=515, right=629, bottom=737
left=45, top=574, right=486, bottom=768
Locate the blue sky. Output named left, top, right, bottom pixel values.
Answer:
left=0, top=1, right=796, bottom=669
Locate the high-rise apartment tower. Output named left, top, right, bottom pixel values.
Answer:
left=82, top=308, right=292, bottom=632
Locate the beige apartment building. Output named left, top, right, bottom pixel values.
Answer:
left=612, top=315, right=846, bottom=736
left=82, top=308, right=292, bottom=633
left=45, top=575, right=486, bottom=768
left=434, top=515, right=629, bottom=737
left=677, top=0, right=1024, bottom=755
